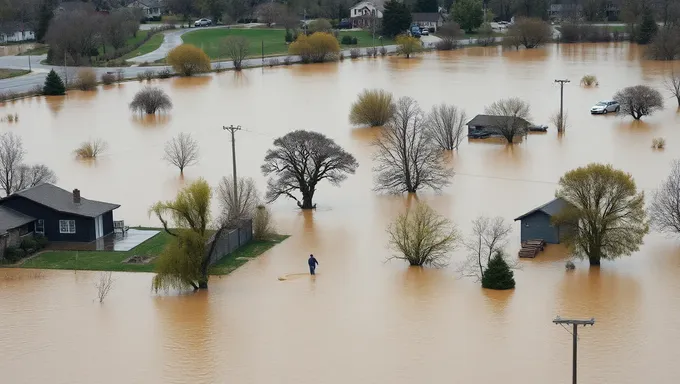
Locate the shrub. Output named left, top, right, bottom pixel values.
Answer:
left=613, top=85, right=664, bottom=120
left=20, top=237, right=37, bottom=252
left=481, top=251, right=516, bottom=290
left=351, top=37, right=358, bottom=45
left=435, top=39, right=459, bottom=50
left=396, top=35, right=422, bottom=58
left=74, top=139, right=108, bottom=159
left=4, top=246, right=25, bottom=263
left=267, top=58, right=280, bottom=67
left=43, top=69, right=66, bottom=96
left=341, top=35, right=353, bottom=44
left=652, top=137, right=666, bottom=149
left=366, top=47, right=377, bottom=57
left=349, top=89, right=395, bottom=126
left=34, top=234, right=48, bottom=249
left=285, top=29, right=294, bottom=43
left=167, top=44, right=211, bottom=76
left=101, top=72, right=116, bottom=85
left=379, top=46, right=387, bottom=56
left=349, top=48, right=361, bottom=58
left=289, top=32, right=340, bottom=63
left=75, top=69, right=97, bottom=91
left=115, top=68, right=124, bottom=82
left=129, top=87, right=173, bottom=114
left=339, top=52, right=345, bottom=60
left=157, top=68, right=172, bottom=78
left=565, top=260, right=575, bottom=270
left=283, top=56, right=292, bottom=65
left=253, top=205, right=274, bottom=240
left=309, top=18, right=332, bottom=34
left=136, top=72, right=145, bottom=82
left=143, top=70, right=156, bottom=81
left=580, top=75, right=598, bottom=86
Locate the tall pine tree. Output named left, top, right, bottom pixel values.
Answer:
left=43, top=69, right=66, bottom=96
left=637, top=6, right=658, bottom=44
left=382, top=0, right=413, bottom=37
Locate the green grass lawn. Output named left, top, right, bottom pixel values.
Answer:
left=0, top=69, right=31, bottom=80
left=17, top=44, right=49, bottom=56
left=16, top=230, right=288, bottom=275
left=98, top=30, right=150, bottom=56
left=122, top=32, right=165, bottom=60
left=181, top=28, right=395, bottom=60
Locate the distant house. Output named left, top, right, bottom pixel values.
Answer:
left=128, top=0, right=166, bottom=20
left=514, top=197, right=574, bottom=244
left=548, top=3, right=582, bottom=21
left=349, top=1, right=384, bottom=29
left=55, top=1, right=96, bottom=14
left=411, top=13, right=444, bottom=31
left=0, top=184, right=120, bottom=243
left=0, top=22, right=35, bottom=43
left=0, top=206, right=36, bottom=261
left=466, top=114, right=531, bottom=137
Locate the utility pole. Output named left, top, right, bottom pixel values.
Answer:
left=553, top=316, right=595, bottom=384
left=222, top=125, right=241, bottom=205
left=554, top=79, right=570, bottom=132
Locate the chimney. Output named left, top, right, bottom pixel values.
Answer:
left=73, top=189, right=81, bottom=204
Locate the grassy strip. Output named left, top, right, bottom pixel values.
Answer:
left=121, top=32, right=165, bottom=60
left=210, top=235, right=289, bottom=275
left=17, top=44, right=49, bottom=56
left=0, top=69, right=31, bottom=80
left=181, top=28, right=395, bottom=60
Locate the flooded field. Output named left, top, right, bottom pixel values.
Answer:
left=1, top=42, right=680, bottom=384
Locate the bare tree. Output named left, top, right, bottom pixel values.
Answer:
left=255, top=3, right=287, bottom=26
left=261, top=130, right=358, bottom=209
left=0, top=133, right=56, bottom=196
left=504, top=17, right=552, bottom=49
left=129, top=87, right=173, bottom=115
left=163, top=133, right=199, bottom=174
left=46, top=10, right=103, bottom=65
left=650, top=159, right=680, bottom=235
left=647, top=26, right=680, bottom=61
left=387, top=201, right=460, bottom=268
left=550, top=110, right=568, bottom=132
left=373, top=97, right=455, bottom=193
left=253, top=204, right=274, bottom=240
left=94, top=272, right=114, bottom=303
left=484, top=97, right=531, bottom=144
left=664, top=70, right=680, bottom=107
left=221, top=35, right=249, bottom=70
left=458, top=216, right=513, bottom=281
left=424, top=104, right=467, bottom=150
left=217, top=176, right=259, bottom=227
left=613, top=85, right=664, bottom=120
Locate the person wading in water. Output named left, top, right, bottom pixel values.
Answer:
left=308, top=254, right=319, bottom=275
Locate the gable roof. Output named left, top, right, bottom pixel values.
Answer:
left=411, top=13, right=442, bottom=22
left=514, top=197, right=572, bottom=221
left=0, top=206, right=36, bottom=235
left=466, top=114, right=531, bottom=128
left=7, top=183, right=120, bottom=218
left=129, top=0, right=166, bottom=8
left=351, top=0, right=384, bottom=12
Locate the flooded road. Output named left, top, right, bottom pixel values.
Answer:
left=2, top=42, right=680, bottom=384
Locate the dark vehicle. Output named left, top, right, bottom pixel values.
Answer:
left=528, top=124, right=548, bottom=132
left=410, top=25, right=421, bottom=37
left=468, top=130, right=491, bottom=139
left=338, top=20, right=351, bottom=29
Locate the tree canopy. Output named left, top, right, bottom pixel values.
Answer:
left=554, top=163, right=649, bottom=266
left=613, top=85, right=664, bottom=120
left=261, top=130, right=358, bottom=209
left=413, top=0, right=439, bottom=13
left=452, top=0, right=484, bottom=33
left=382, top=0, right=412, bottom=37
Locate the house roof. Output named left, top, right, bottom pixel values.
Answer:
left=514, top=197, right=572, bottom=221
left=8, top=183, right=120, bottom=218
left=466, top=114, right=531, bottom=128
left=351, top=0, right=384, bottom=12
left=0, top=206, right=36, bottom=235
left=129, top=0, right=166, bottom=7
left=57, top=1, right=96, bottom=13
left=411, top=13, right=442, bottom=22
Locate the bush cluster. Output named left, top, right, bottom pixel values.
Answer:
left=3, top=234, right=48, bottom=263
left=559, top=23, right=622, bottom=43
left=340, top=35, right=359, bottom=45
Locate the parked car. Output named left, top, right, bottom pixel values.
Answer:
left=194, top=18, right=212, bottom=27
left=338, top=20, right=351, bottom=29
left=528, top=124, right=548, bottom=132
left=590, top=100, right=620, bottom=114
left=410, top=26, right=421, bottom=37
left=420, top=27, right=429, bottom=36
left=468, top=130, right=491, bottom=139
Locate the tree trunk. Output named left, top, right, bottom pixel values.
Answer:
left=588, top=257, right=601, bottom=266
left=197, top=280, right=208, bottom=289
left=676, top=95, right=679, bottom=107
left=300, top=192, right=314, bottom=209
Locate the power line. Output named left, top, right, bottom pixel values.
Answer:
left=553, top=316, right=595, bottom=384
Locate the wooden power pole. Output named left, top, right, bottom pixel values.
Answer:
left=553, top=316, right=595, bottom=384
left=222, top=125, right=241, bottom=206
left=554, top=79, right=570, bottom=132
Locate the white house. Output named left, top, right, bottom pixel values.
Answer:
left=128, top=0, right=166, bottom=20
left=0, top=23, right=35, bottom=44
left=350, top=1, right=384, bottom=29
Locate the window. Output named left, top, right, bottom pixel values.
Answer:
left=35, top=219, right=44, bottom=234
left=59, top=220, right=76, bottom=234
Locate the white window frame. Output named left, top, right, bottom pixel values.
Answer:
left=35, top=219, right=44, bottom=234
left=59, top=220, right=76, bottom=234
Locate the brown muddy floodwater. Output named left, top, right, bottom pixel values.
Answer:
left=2, top=43, right=680, bottom=384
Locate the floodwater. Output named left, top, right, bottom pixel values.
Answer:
left=2, top=43, right=680, bottom=384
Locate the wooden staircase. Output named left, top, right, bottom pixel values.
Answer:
left=518, top=239, right=546, bottom=258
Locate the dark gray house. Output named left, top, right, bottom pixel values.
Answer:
left=0, top=184, right=119, bottom=243
left=466, top=114, right=531, bottom=137
left=514, top=197, right=573, bottom=244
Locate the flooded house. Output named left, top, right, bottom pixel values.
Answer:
left=466, top=114, right=532, bottom=138
left=514, top=197, right=574, bottom=244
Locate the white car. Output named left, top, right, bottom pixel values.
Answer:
left=194, top=18, right=212, bottom=27
left=590, top=100, right=620, bottom=114
left=420, top=28, right=429, bottom=36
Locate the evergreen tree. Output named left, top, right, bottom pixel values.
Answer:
left=382, top=0, right=413, bottom=37
left=36, top=0, right=58, bottom=43
left=637, top=6, right=658, bottom=45
left=43, top=69, right=66, bottom=96
left=413, top=0, right=439, bottom=13
left=452, top=0, right=484, bottom=33
left=481, top=251, right=515, bottom=290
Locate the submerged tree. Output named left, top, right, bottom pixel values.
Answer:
left=373, top=97, right=454, bottom=193
left=649, top=159, right=680, bottom=236
left=387, top=201, right=460, bottom=268
left=261, top=130, right=358, bottom=209
left=221, top=35, right=249, bottom=70
left=43, top=69, right=66, bottom=96
left=663, top=70, right=680, bottom=107
left=484, top=97, right=531, bottom=144
left=459, top=216, right=513, bottom=281
left=424, top=103, right=467, bottom=150
left=349, top=89, right=395, bottom=127
left=163, top=133, right=199, bottom=174
left=554, top=163, right=649, bottom=266
left=481, top=251, right=516, bottom=290
left=150, top=179, right=212, bottom=290
left=613, top=85, right=664, bottom=120
left=217, top=176, right=259, bottom=227
left=130, top=87, right=173, bottom=115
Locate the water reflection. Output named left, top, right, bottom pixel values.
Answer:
left=482, top=288, right=514, bottom=317
left=503, top=47, right=549, bottom=62
left=289, top=61, right=340, bottom=76
left=67, top=90, right=98, bottom=101
left=386, top=56, right=423, bottom=71
left=171, top=75, right=212, bottom=89
left=45, top=95, right=65, bottom=115
left=131, top=114, right=171, bottom=128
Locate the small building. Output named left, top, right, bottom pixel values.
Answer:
left=0, top=183, right=120, bottom=243
left=466, top=114, right=531, bottom=137
left=514, top=197, right=574, bottom=244
left=411, top=13, right=444, bottom=32
left=128, top=0, right=166, bottom=20
left=350, top=0, right=384, bottom=29
left=0, top=23, right=35, bottom=44
left=0, top=206, right=36, bottom=261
